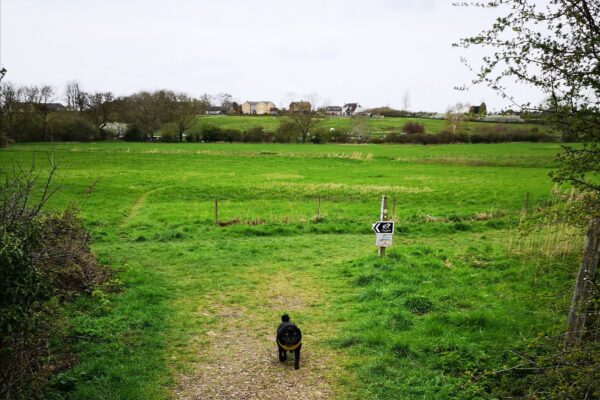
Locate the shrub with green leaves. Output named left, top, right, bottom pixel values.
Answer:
left=0, top=166, right=108, bottom=399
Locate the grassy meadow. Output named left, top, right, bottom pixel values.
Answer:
left=0, top=142, right=579, bottom=399
left=185, top=115, right=551, bottom=137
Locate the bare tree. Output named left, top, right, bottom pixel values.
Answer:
left=127, top=91, right=162, bottom=139
left=22, top=85, right=40, bottom=104
left=0, top=83, right=17, bottom=147
left=86, top=92, right=115, bottom=136
left=65, top=81, right=87, bottom=112
left=402, top=90, right=411, bottom=111
left=37, top=86, right=56, bottom=141
left=456, top=0, right=600, bottom=219
left=287, top=111, right=318, bottom=143
left=284, top=93, right=322, bottom=142
left=8, top=86, right=37, bottom=142
left=215, top=93, right=233, bottom=109
left=123, top=90, right=179, bottom=140
left=171, top=93, right=200, bottom=142
left=198, top=93, right=212, bottom=108
left=444, top=102, right=467, bottom=134
left=350, top=114, right=370, bottom=140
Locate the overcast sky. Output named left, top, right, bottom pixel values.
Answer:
left=4, top=0, right=545, bottom=112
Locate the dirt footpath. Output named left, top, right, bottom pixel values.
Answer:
left=175, top=271, right=339, bottom=400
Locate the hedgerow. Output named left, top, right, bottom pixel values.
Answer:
left=0, top=165, right=109, bottom=399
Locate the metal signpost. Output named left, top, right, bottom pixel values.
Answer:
left=373, top=195, right=395, bottom=256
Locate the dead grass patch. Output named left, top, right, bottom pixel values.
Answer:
left=261, top=182, right=432, bottom=195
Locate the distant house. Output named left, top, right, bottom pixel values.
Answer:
left=13, top=102, right=65, bottom=112
left=343, top=103, right=368, bottom=116
left=206, top=106, right=227, bottom=115
left=325, top=106, right=342, bottom=116
left=241, top=101, right=276, bottom=115
left=289, top=101, right=311, bottom=113
left=269, top=107, right=279, bottom=116
left=469, top=102, right=487, bottom=115
left=43, top=103, right=66, bottom=112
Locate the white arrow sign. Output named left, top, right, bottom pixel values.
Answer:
left=372, top=221, right=395, bottom=234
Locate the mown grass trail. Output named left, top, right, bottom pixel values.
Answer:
left=0, top=142, right=577, bottom=399
left=172, top=236, right=369, bottom=399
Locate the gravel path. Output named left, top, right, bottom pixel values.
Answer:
left=175, top=271, right=338, bottom=400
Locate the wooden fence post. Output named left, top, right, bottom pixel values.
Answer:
left=565, top=218, right=600, bottom=347
left=214, top=199, right=219, bottom=225
left=378, top=195, right=389, bottom=257
left=317, top=196, right=321, bottom=218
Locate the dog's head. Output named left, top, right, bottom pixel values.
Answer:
left=278, top=314, right=301, bottom=347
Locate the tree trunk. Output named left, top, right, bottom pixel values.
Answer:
left=43, top=114, right=49, bottom=141
left=177, top=121, right=184, bottom=142
left=565, top=218, right=600, bottom=347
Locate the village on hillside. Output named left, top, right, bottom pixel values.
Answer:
left=206, top=101, right=368, bottom=116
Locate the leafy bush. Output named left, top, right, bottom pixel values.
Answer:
left=367, top=107, right=411, bottom=117
left=480, top=335, right=600, bottom=399
left=243, top=126, right=272, bottom=142
left=470, top=124, right=553, bottom=143
left=382, top=127, right=553, bottom=145
left=160, top=131, right=178, bottom=142
left=384, top=132, right=460, bottom=144
left=327, top=128, right=351, bottom=143
left=309, top=128, right=330, bottom=144
left=220, top=128, right=240, bottom=142
left=200, top=125, right=223, bottom=142
left=9, top=113, right=45, bottom=142
left=274, top=121, right=298, bottom=143
left=50, top=113, right=99, bottom=141
left=185, top=131, right=202, bottom=142
left=402, top=122, right=425, bottom=134
left=0, top=166, right=108, bottom=399
left=9, top=112, right=100, bottom=142
left=383, top=131, right=403, bottom=143
left=123, top=124, right=145, bottom=141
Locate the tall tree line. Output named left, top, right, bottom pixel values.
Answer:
left=0, top=81, right=217, bottom=146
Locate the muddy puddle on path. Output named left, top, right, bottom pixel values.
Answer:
left=174, top=270, right=340, bottom=400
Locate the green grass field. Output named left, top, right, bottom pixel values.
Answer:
left=187, top=115, right=551, bottom=136
left=0, top=142, right=578, bottom=399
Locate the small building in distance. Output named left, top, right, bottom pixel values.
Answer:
left=205, top=106, right=227, bottom=115
left=241, top=101, right=276, bottom=115
left=269, top=107, right=280, bottom=116
left=469, top=102, right=487, bottom=115
left=13, top=102, right=66, bottom=112
left=342, top=103, right=367, bottom=116
left=289, top=101, right=311, bottom=113
left=325, top=106, right=342, bottom=116
left=43, top=103, right=66, bottom=112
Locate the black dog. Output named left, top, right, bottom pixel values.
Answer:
left=276, top=314, right=302, bottom=369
